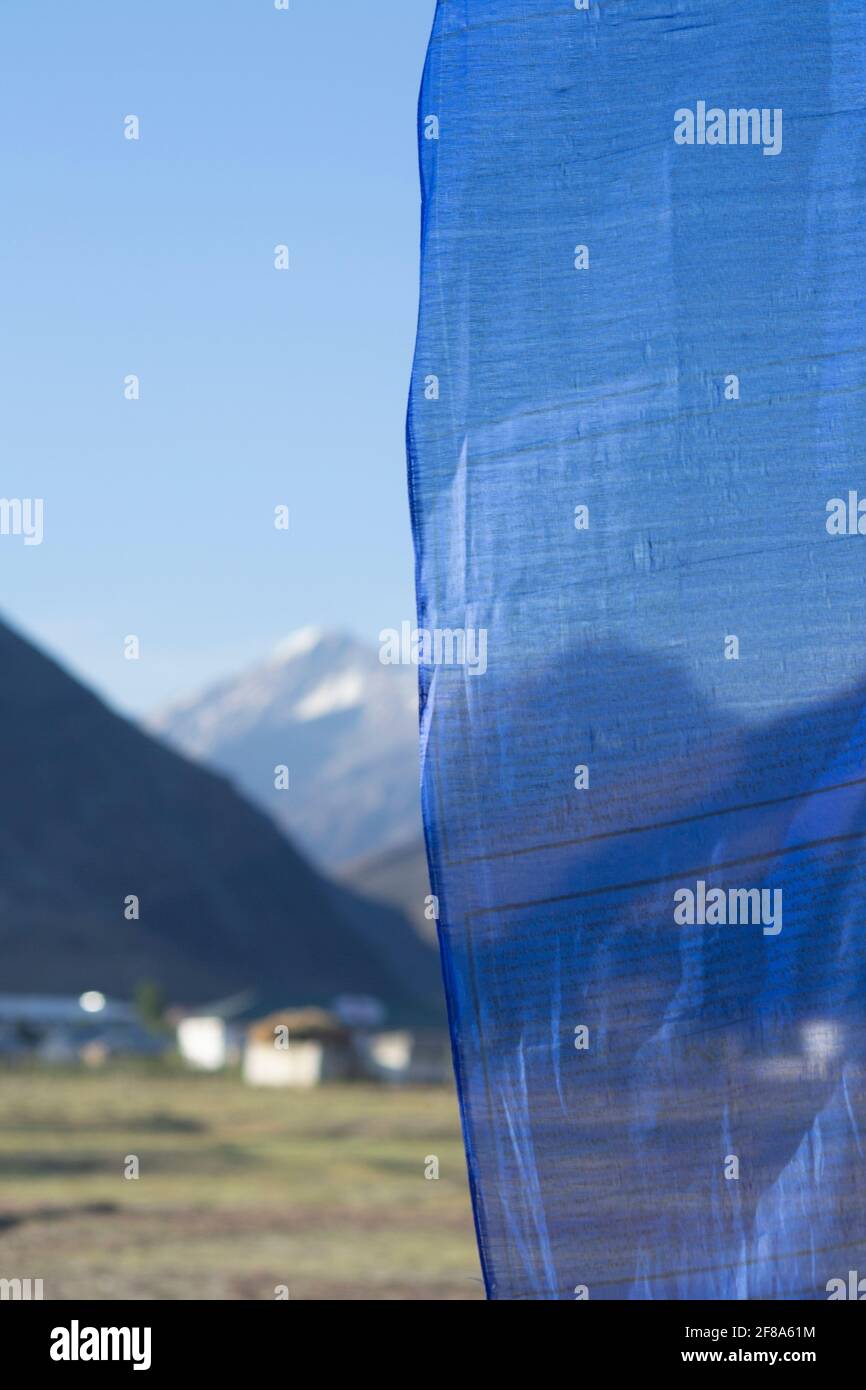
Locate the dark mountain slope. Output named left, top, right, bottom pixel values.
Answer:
left=0, top=617, right=440, bottom=1019
left=341, top=836, right=434, bottom=944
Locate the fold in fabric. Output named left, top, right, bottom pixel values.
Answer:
left=407, top=0, right=866, bottom=1299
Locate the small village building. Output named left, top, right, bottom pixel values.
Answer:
left=175, top=991, right=264, bottom=1070
left=176, top=1014, right=240, bottom=1071
left=800, top=1018, right=843, bottom=1079
left=358, top=1028, right=452, bottom=1085
left=0, top=994, right=162, bottom=1061
left=242, top=1008, right=353, bottom=1088
left=755, top=1017, right=845, bottom=1083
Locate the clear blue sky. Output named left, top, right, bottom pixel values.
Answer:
left=0, top=0, right=435, bottom=713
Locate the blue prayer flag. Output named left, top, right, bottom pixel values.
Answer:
left=408, top=0, right=866, bottom=1300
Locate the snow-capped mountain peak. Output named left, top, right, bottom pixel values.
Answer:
left=269, top=625, right=326, bottom=662
left=147, top=630, right=422, bottom=869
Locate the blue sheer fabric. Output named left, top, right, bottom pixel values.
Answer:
left=407, top=1, right=866, bottom=1299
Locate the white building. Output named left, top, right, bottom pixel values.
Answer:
left=242, top=1009, right=353, bottom=1089
left=358, top=1029, right=452, bottom=1085
left=174, top=991, right=260, bottom=1070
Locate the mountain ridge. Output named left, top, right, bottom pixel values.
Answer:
left=0, top=615, right=440, bottom=1021
left=148, top=628, right=425, bottom=869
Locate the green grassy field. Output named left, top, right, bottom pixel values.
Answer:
left=0, top=1066, right=483, bottom=1300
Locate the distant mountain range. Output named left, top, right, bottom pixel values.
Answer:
left=0, top=616, right=440, bottom=1020
left=148, top=628, right=426, bottom=871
